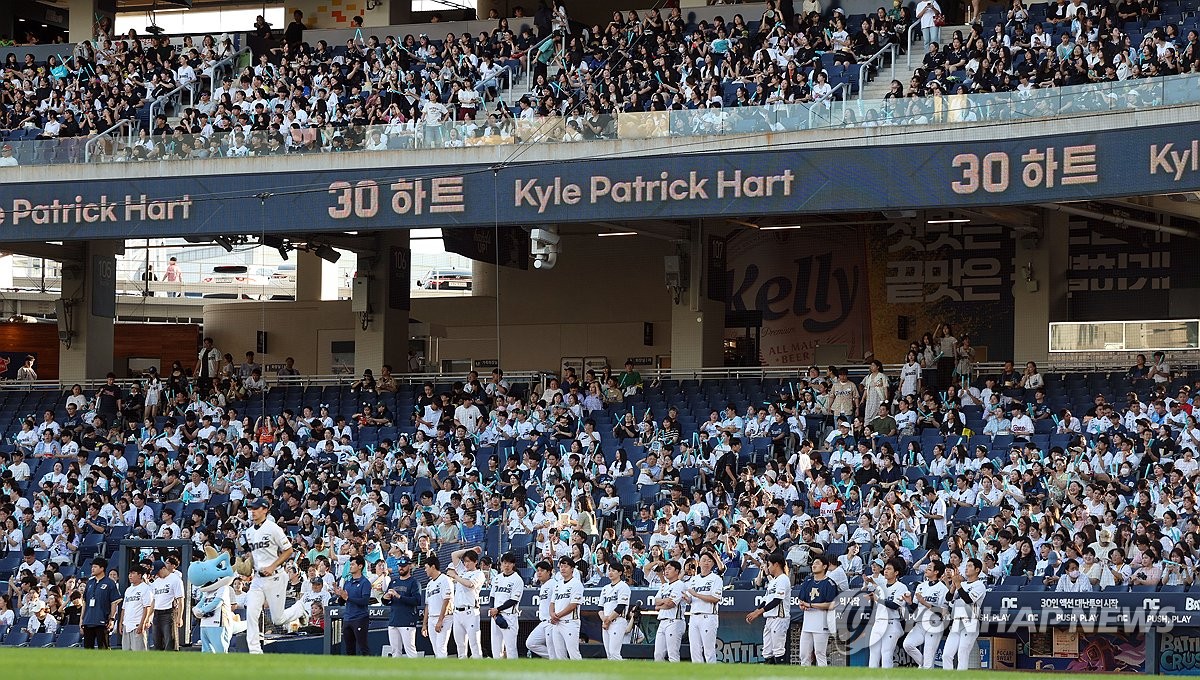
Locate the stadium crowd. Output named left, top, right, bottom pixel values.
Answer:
left=0, top=319, right=1196, bottom=661
left=2, top=0, right=1199, bottom=160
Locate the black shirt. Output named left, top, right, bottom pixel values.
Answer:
left=285, top=20, right=306, bottom=47
left=96, top=384, right=122, bottom=414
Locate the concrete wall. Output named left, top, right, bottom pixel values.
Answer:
left=202, top=233, right=675, bottom=374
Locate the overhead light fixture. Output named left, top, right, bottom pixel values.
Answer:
left=926, top=218, right=971, bottom=225
left=761, top=225, right=804, bottom=231
left=214, top=236, right=234, bottom=252
left=314, top=244, right=342, bottom=263
left=262, top=235, right=289, bottom=261
left=597, top=231, right=636, bottom=237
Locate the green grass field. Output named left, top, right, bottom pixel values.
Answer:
left=0, top=648, right=1119, bottom=680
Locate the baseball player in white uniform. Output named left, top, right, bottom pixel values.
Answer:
left=525, top=561, right=558, bottom=659
left=746, top=553, right=791, bottom=664
left=550, top=557, right=584, bottom=660
left=488, top=552, right=525, bottom=658
left=684, top=552, right=723, bottom=663
left=242, top=498, right=307, bottom=654
left=943, top=557, right=987, bottom=670
left=447, top=548, right=486, bottom=658
left=868, top=558, right=908, bottom=668
left=650, top=560, right=687, bottom=662
left=598, top=560, right=631, bottom=660
left=903, top=560, right=949, bottom=668
left=422, top=554, right=453, bottom=658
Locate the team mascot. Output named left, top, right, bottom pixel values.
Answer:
left=189, top=548, right=237, bottom=653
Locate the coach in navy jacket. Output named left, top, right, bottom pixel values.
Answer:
left=335, top=555, right=373, bottom=655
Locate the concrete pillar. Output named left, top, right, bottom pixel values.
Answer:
left=67, top=0, right=97, bottom=43
left=296, top=250, right=322, bottom=302
left=1012, top=211, right=1070, bottom=365
left=669, top=229, right=724, bottom=371
left=389, top=0, right=414, bottom=25
left=354, top=232, right=410, bottom=375
left=361, top=0, right=394, bottom=27
left=59, top=240, right=122, bottom=382
left=471, top=260, right=498, bottom=297
left=476, top=0, right=504, bottom=20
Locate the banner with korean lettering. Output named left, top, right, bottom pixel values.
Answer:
left=1066, top=215, right=1200, bottom=322
left=724, top=227, right=871, bottom=367
left=863, top=222, right=1016, bottom=363
left=1012, top=630, right=1147, bottom=673
left=5, top=120, right=1200, bottom=242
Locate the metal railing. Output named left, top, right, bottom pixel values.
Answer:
left=209, top=47, right=251, bottom=98
left=807, top=82, right=849, bottom=128
left=523, top=33, right=557, bottom=90
left=84, top=119, right=136, bottom=163
left=0, top=370, right=554, bottom=393
left=907, top=20, right=923, bottom=70
left=149, top=80, right=199, bottom=123
left=3, top=72, right=1199, bottom=166
left=858, top=42, right=898, bottom=102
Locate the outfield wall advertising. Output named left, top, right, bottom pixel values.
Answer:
left=3, top=122, right=1200, bottom=242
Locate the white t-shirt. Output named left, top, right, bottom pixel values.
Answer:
left=916, top=0, right=943, bottom=28
left=122, top=582, right=153, bottom=632
left=152, top=571, right=183, bottom=610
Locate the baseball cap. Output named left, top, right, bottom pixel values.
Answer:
left=153, top=559, right=167, bottom=572
left=1, top=144, right=11, bottom=151
left=395, top=555, right=411, bottom=566
left=248, top=498, right=270, bottom=510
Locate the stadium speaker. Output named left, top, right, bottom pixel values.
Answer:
left=256, top=331, right=268, bottom=355
left=55, top=299, right=68, bottom=333
left=897, top=316, right=910, bottom=340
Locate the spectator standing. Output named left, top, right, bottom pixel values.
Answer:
left=915, top=0, right=943, bottom=45
left=163, top=257, right=182, bottom=297
left=285, top=10, right=306, bottom=50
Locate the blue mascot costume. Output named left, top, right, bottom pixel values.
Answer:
left=189, top=548, right=237, bottom=653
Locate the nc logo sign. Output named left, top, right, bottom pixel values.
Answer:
left=1001, top=598, right=1017, bottom=609
left=1144, top=598, right=1161, bottom=611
